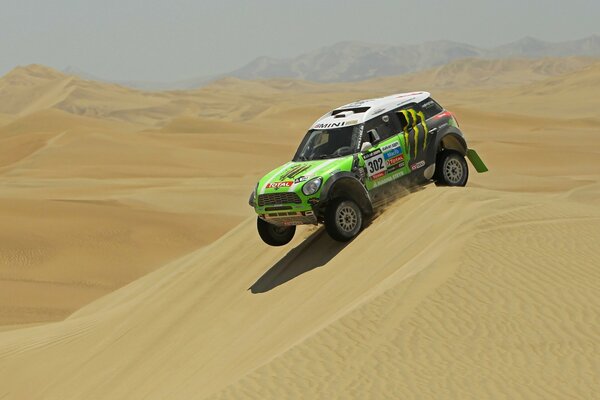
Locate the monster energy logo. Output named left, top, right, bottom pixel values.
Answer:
left=279, top=164, right=311, bottom=181
left=397, top=108, right=429, bottom=159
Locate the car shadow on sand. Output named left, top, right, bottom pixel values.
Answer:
left=249, top=182, right=425, bottom=294
left=249, top=227, right=353, bottom=294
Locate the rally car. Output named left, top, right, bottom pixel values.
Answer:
left=249, top=92, right=487, bottom=246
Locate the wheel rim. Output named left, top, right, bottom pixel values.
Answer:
left=270, top=225, right=290, bottom=238
left=336, top=204, right=359, bottom=233
left=444, top=158, right=463, bottom=184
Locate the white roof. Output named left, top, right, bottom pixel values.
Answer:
left=310, top=91, right=430, bottom=130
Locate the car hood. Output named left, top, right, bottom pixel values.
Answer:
left=257, top=156, right=353, bottom=195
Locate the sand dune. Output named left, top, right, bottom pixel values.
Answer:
left=0, top=183, right=598, bottom=399
left=0, top=58, right=599, bottom=398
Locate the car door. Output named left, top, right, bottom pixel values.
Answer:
left=359, top=112, right=409, bottom=191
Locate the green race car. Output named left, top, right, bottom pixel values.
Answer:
left=249, top=92, right=487, bottom=246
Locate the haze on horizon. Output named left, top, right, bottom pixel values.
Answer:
left=1, top=0, right=599, bottom=82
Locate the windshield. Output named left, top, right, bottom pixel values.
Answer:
left=293, top=124, right=364, bottom=161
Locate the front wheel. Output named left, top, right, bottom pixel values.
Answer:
left=434, top=150, right=469, bottom=187
left=325, top=198, right=363, bottom=242
left=257, top=217, right=296, bottom=246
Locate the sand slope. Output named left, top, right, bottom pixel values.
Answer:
left=0, top=182, right=599, bottom=399
left=0, top=58, right=599, bottom=398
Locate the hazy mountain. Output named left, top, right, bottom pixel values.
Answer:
left=229, top=36, right=600, bottom=83
left=62, top=66, right=195, bottom=91
left=491, top=35, right=600, bottom=58
left=228, top=40, right=484, bottom=82
left=62, top=35, right=600, bottom=89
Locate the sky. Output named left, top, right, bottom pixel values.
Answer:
left=1, top=0, right=598, bottom=82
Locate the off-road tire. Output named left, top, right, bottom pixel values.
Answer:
left=257, top=217, right=296, bottom=246
left=325, top=198, right=363, bottom=242
left=434, top=150, right=469, bottom=187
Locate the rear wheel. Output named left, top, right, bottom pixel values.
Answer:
left=257, top=217, right=296, bottom=246
left=325, top=198, right=363, bottom=242
left=434, top=150, right=469, bottom=187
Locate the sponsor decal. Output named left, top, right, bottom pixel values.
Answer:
left=373, top=171, right=407, bottom=188
left=384, top=148, right=402, bottom=160
left=279, top=164, right=311, bottom=181
left=380, top=142, right=400, bottom=153
left=266, top=181, right=293, bottom=189
left=314, top=121, right=346, bottom=129
left=387, top=155, right=404, bottom=165
left=386, top=162, right=405, bottom=173
left=372, top=171, right=385, bottom=179
left=398, top=108, right=429, bottom=158
left=346, top=119, right=359, bottom=125
left=363, top=149, right=382, bottom=160
left=410, top=160, right=425, bottom=171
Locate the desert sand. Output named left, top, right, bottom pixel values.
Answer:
left=0, top=57, right=599, bottom=398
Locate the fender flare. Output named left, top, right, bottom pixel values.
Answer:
left=421, top=127, right=468, bottom=180
left=319, top=172, right=373, bottom=215
left=434, top=127, right=468, bottom=156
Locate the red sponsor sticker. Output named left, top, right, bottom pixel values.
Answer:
left=387, top=155, right=404, bottom=165
left=266, top=181, right=293, bottom=189
left=372, top=171, right=385, bottom=179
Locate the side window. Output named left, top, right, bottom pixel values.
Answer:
left=363, top=113, right=397, bottom=144
left=418, top=98, right=443, bottom=120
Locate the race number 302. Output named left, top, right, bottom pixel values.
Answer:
left=364, top=150, right=386, bottom=178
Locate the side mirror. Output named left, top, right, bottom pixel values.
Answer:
left=360, top=142, right=373, bottom=152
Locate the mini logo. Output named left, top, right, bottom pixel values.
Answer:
left=294, top=176, right=309, bottom=184
left=266, top=181, right=293, bottom=189
left=314, top=122, right=346, bottom=129
left=411, top=160, right=425, bottom=171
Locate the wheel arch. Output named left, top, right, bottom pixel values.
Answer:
left=436, top=128, right=468, bottom=156
left=320, top=173, right=373, bottom=215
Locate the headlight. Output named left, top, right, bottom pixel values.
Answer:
left=302, top=177, right=322, bottom=196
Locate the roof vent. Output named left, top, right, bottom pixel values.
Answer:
left=334, top=112, right=351, bottom=118
left=332, top=107, right=370, bottom=116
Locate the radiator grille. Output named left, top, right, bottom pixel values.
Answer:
left=258, top=192, right=301, bottom=206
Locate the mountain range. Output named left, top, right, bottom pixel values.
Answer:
left=54, top=34, right=600, bottom=89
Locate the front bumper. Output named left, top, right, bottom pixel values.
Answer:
left=259, top=210, right=318, bottom=226
left=251, top=188, right=321, bottom=226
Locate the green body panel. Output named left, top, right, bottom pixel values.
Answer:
left=254, top=156, right=354, bottom=217
left=361, top=133, right=411, bottom=191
